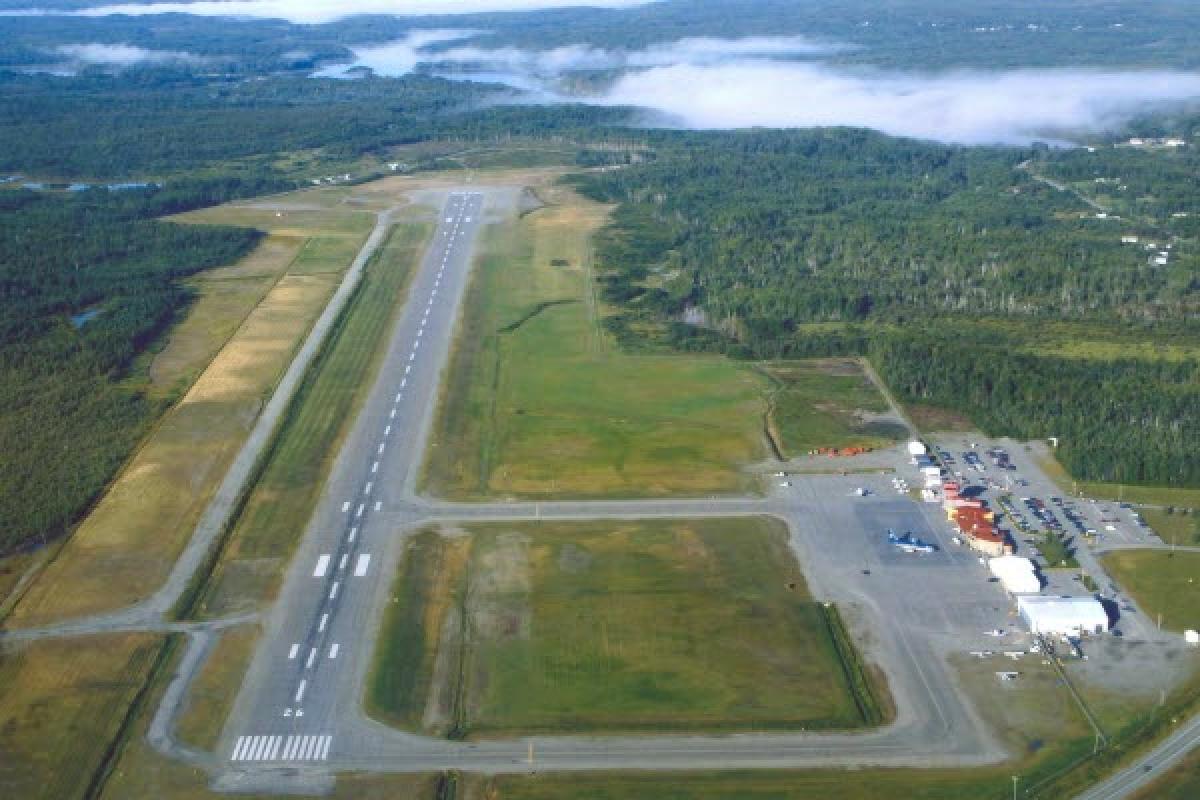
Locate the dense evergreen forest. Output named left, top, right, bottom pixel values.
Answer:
left=0, top=184, right=264, bottom=553
left=570, top=129, right=1200, bottom=486
left=1, top=0, right=1198, bottom=547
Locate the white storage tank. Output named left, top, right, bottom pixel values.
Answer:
left=907, top=441, right=928, bottom=457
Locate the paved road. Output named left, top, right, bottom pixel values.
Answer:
left=1075, top=713, right=1200, bottom=800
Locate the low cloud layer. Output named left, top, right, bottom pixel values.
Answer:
left=321, top=34, right=842, bottom=79
left=56, top=43, right=199, bottom=66
left=596, top=63, right=1200, bottom=144
left=6, top=0, right=652, bottom=24
left=319, top=32, right=1200, bottom=145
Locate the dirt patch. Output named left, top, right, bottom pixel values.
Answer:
left=908, top=403, right=975, bottom=433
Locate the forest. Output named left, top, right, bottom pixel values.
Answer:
left=0, top=184, right=262, bottom=553
left=570, top=128, right=1200, bottom=487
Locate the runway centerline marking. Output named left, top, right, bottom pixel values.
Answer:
left=294, top=680, right=307, bottom=703
left=329, top=581, right=339, bottom=600
left=319, top=613, right=329, bottom=632
left=306, top=647, right=317, bottom=668
left=338, top=553, right=348, bottom=571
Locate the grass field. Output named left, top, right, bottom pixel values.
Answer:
left=1139, top=509, right=1200, bottom=546
left=194, top=219, right=430, bottom=618
left=424, top=184, right=773, bottom=499
left=759, top=359, right=905, bottom=457
left=369, top=517, right=884, bottom=738
left=463, top=652, right=1094, bottom=800
left=1101, top=550, right=1200, bottom=632
left=0, top=633, right=164, bottom=800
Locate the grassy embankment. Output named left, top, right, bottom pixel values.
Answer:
left=368, top=517, right=887, bottom=738
left=4, top=198, right=374, bottom=626
left=423, top=185, right=897, bottom=500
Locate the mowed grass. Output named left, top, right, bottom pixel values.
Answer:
left=1101, top=550, right=1200, bottom=632
left=464, top=652, right=1094, bottom=800
left=370, top=518, right=882, bottom=738
left=1140, top=509, right=1200, bottom=545
left=0, top=633, right=163, bottom=799
left=760, top=359, right=904, bottom=456
left=195, top=220, right=430, bottom=618
left=288, top=234, right=366, bottom=274
left=174, top=624, right=261, bottom=751
left=424, top=186, right=768, bottom=499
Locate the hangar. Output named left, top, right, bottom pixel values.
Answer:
left=1018, top=595, right=1108, bottom=636
left=989, top=556, right=1041, bottom=594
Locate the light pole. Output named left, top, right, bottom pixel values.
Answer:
left=1012, top=774, right=1019, bottom=800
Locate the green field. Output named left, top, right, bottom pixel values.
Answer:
left=423, top=186, right=769, bottom=499
left=1140, top=509, right=1200, bottom=546
left=369, top=517, right=886, bottom=738
left=191, top=219, right=430, bottom=618
left=759, top=359, right=905, bottom=457
left=1101, top=550, right=1200, bottom=632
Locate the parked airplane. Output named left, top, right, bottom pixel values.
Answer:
left=886, top=529, right=936, bottom=554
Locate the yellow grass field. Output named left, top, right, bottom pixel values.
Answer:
left=0, top=633, right=164, bottom=800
